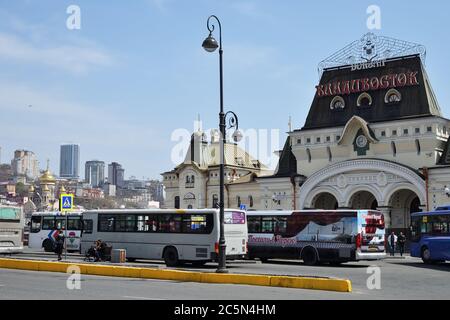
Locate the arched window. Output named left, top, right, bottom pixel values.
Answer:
left=185, top=174, right=194, bottom=188
left=391, top=141, right=397, bottom=157
left=174, top=196, right=180, bottom=209
left=249, top=195, right=254, bottom=208
left=327, top=146, right=332, bottom=162
left=212, top=194, right=218, bottom=208
left=357, top=92, right=373, bottom=107
left=415, top=139, right=421, bottom=155
left=306, top=148, right=312, bottom=163
left=330, top=96, right=345, bottom=110
left=385, top=89, right=402, bottom=104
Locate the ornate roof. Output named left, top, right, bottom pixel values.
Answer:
left=318, top=33, right=426, bottom=76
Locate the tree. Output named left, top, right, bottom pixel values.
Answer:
left=15, top=182, right=29, bottom=197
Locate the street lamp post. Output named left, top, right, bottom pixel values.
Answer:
left=202, top=15, right=242, bottom=273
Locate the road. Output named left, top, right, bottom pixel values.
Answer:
left=1, top=251, right=450, bottom=299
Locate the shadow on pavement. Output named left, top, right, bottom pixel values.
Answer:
left=389, top=260, right=450, bottom=272
left=257, top=259, right=370, bottom=269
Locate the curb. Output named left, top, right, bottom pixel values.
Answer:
left=0, top=258, right=352, bottom=293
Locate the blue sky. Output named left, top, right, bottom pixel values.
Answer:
left=0, top=0, right=449, bottom=180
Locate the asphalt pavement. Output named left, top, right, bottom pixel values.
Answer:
left=1, top=249, right=449, bottom=299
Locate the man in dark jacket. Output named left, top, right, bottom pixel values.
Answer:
left=54, top=229, right=65, bottom=261
left=397, top=232, right=407, bottom=257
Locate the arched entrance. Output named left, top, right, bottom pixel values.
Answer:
left=311, top=192, right=338, bottom=209
left=388, top=189, right=421, bottom=231
left=349, top=191, right=378, bottom=209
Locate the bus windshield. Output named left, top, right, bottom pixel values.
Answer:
left=0, top=207, right=21, bottom=221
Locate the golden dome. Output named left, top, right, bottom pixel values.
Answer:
left=40, top=159, right=56, bottom=184
left=40, top=170, right=56, bottom=184
left=29, top=185, right=35, bottom=192
left=42, top=184, right=50, bottom=192
left=59, top=185, right=66, bottom=192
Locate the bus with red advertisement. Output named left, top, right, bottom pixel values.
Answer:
left=246, top=209, right=386, bottom=265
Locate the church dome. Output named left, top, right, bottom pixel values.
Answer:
left=40, top=170, right=56, bottom=184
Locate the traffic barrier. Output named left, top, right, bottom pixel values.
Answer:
left=0, top=258, right=352, bottom=292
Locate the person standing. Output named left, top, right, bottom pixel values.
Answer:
left=54, top=229, right=65, bottom=261
left=397, top=232, right=406, bottom=257
left=388, top=231, right=397, bottom=256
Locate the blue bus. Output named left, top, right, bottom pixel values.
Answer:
left=410, top=208, right=450, bottom=264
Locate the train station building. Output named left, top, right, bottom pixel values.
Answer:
left=162, top=33, right=450, bottom=234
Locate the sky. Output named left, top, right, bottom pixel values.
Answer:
left=0, top=0, right=449, bottom=180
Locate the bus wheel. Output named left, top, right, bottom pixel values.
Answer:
left=163, top=247, right=180, bottom=267
left=43, top=239, right=54, bottom=252
left=301, top=247, right=318, bottom=266
left=421, top=247, right=434, bottom=264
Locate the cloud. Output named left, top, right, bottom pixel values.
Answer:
left=0, top=32, right=113, bottom=74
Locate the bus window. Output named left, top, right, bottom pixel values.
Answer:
left=31, top=216, right=42, bottom=233
left=146, top=215, right=158, bottom=232
left=248, top=216, right=261, bottom=233
left=137, top=215, right=148, bottom=232
left=125, top=215, right=137, bottom=232
left=432, top=222, right=449, bottom=234
left=42, top=216, right=55, bottom=230
left=184, top=215, right=207, bottom=233
left=159, top=215, right=172, bottom=233
left=170, top=216, right=182, bottom=233
left=274, top=217, right=287, bottom=234
left=114, top=215, right=127, bottom=232
left=261, top=217, right=273, bottom=233
left=55, top=217, right=66, bottom=230
left=98, top=215, right=115, bottom=232
left=67, top=217, right=82, bottom=230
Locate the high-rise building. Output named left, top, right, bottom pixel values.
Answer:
left=11, top=150, right=40, bottom=180
left=59, top=144, right=80, bottom=179
left=108, top=162, right=124, bottom=188
left=85, top=160, right=105, bottom=188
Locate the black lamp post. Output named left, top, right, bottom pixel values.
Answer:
left=202, top=15, right=242, bottom=273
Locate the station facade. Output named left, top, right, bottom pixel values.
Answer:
left=162, top=33, right=450, bottom=234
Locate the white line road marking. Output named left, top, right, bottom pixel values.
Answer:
left=122, top=295, right=166, bottom=300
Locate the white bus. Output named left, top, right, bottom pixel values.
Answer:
left=80, top=208, right=248, bottom=266
left=0, top=206, right=24, bottom=254
left=29, top=212, right=83, bottom=252
left=247, top=209, right=386, bottom=265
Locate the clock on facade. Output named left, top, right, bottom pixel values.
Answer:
left=356, top=135, right=368, bottom=148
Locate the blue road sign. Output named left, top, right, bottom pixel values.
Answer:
left=60, top=194, right=74, bottom=210
left=240, top=204, right=247, bottom=210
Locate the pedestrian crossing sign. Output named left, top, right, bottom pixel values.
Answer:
left=60, top=194, right=74, bottom=211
